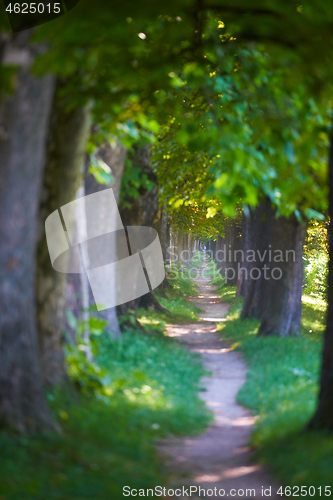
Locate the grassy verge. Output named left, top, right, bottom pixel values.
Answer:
left=217, top=287, right=333, bottom=493
left=0, top=301, right=210, bottom=499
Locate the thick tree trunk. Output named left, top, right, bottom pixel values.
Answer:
left=307, top=129, right=333, bottom=430
left=241, top=198, right=307, bottom=337
left=37, top=79, right=91, bottom=387
left=236, top=216, right=248, bottom=297
left=118, top=144, right=161, bottom=316
left=240, top=205, right=268, bottom=318
left=160, top=205, right=168, bottom=262
left=84, top=139, right=127, bottom=339
left=0, top=34, right=56, bottom=431
left=120, top=144, right=158, bottom=227
left=155, top=205, right=172, bottom=290
left=173, top=231, right=192, bottom=265
left=212, top=220, right=242, bottom=285
left=223, top=220, right=243, bottom=285
left=215, top=235, right=226, bottom=275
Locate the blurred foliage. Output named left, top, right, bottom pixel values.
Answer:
left=120, top=156, right=156, bottom=208
left=153, top=41, right=330, bottom=220
left=88, top=154, right=114, bottom=186
left=303, top=252, right=328, bottom=300
left=303, top=220, right=329, bottom=299
left=1, top=2, right=331, bottom=225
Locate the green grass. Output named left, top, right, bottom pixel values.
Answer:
left=155, top=294, right=201, bottom=323
left=0, top=330, right=211, bottom=500
left=147, top=261, right=202, bottom=324
left=217, top=287, right=333, bottom=495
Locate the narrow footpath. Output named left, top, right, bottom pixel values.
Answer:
left=159, top=262, right=280, bottom=500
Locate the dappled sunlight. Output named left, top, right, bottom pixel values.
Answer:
left=302, top=294, right=327, bottom=312
left=192, top=347, right=232, bottom=354
left=195, top=465, right=262, bottom=483
left=200, top=316, right=228, bottom=322
left=212, top=415, right=258, bottom=427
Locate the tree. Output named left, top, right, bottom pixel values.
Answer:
left=84, top=137, right=127, bottom=340
left=240, top=198, right=307, bottom=336
left=0, top=33, right=57, bottom=431
left=200, top=0, right=333, bottom=424
left=118, top=142, right=168, bottom=317
left=36, top=79, right=91, bottom=387
left=152, top=30, right=328, bottom=337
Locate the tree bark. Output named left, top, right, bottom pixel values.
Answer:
left=155, top=204, right=172, bottom=290
left=308, top=128, right=333, bottom=430
left=0, top=34, right=57, bottom=432
left=84, top=139, right=127, bottom=339
left=241, top=198, right=307, bottom=337
left=212, top=220, right=242, bottom=285
left=37, top=79, right=91, bottom=387
left=160, top=205, right=168, bottom=262
left=120, top=144, right=158, bottom=227
left=118, top=144, right=161, bottom=316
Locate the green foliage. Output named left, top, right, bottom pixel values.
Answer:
left=165, top=261, right=199, bottom=297
left=64, top=309, right=110, bottom=393
left=152, top=127, right=226, bottom=239
left=209, top=271, right=226, bottom=296
left=216, top=288, right=331, bottom=490
left=120, top=156, right=156, bottom=208
left=303, top=220, right=329, bottom=299
left=31, top=0, right=203, bottom=123
left=303, top=253, right=328, bottom=300
left=88, top=154, right=114, bottom=186
left=141, top=263, right=202, bottom=323
left=0, top=331, right=211, bottom=499
left=159, top=43, right=329, bottom=217
left=154, top=294, right=201, bottom=323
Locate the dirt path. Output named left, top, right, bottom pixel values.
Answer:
left=159, top=264, right=280, bottom=499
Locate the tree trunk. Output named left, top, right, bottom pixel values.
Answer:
left=160, top=205, right=168, bottom=262
left=84, top=139, right=127, bottom=339
left=120, top=144, right=158, bottom=227
left=236, top=215, right=248, bottom=297
left=118, top=144, right=161, bottom=317
left=0, top=34, right=56, bottom=432
left=223, top=219, right=243, bottom=285
left=155, top=205, right=172, bottom=290
left=212, top=220, right=242, bottom=285
left=37, top=79, right=91, bottom=387
left=240, top=205, right=268, bottom=318
left=307, top=128, right=333, bottom=430
left=241, top=198, right=307, bottom=337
